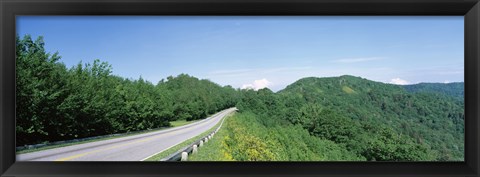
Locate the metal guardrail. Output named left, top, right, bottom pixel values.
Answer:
left=161, top=112, right=229, bottom=161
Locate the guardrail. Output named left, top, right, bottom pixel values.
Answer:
left=161, top=112, right=229, bottom=161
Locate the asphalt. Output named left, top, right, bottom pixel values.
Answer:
left=16, top=107, right=236, bottom=161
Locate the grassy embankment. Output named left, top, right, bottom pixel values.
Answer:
left=145, top=112, right=233, bottom=161
left=188, top=117, right=232, bottom=161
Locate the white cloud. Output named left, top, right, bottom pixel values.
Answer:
left=333, top=57, right=384, bottom=63
left=390, top=78, right=410, bottom=85
left=241, top=78, right=272, bottom=91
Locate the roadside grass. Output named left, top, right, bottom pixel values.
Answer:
left=144, top=112, right=234, bottom=161
left=169, top=119, right=201, bottom=127
left=17, top=118, right=208, bottom=154
left=188, top=115, right=232, bottom=161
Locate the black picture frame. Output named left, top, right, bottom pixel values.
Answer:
left=1, top=0, right=479, bottom=176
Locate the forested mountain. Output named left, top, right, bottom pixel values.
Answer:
left=403, top=82, right=464, bottom=101
left=16, top=35, right=464, bottom=161
left=235, top=75, right=464, bottom=161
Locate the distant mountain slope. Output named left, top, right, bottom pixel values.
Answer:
left=403, top=82, right=464, bottom=100
left=237, top=75, right=464, bottom=161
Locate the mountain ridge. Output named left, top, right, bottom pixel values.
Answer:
left=237, top=74, right=464, bottom=161
left=278, top=75, right=464, bottom=99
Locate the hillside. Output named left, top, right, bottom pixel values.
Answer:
left=232, top=75, right=464, bottom=161
left=403, top=82, right=464, bottom=102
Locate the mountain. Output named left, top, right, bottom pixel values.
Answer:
left=403, top=82, right=464, bottom=101
left=236, top=75, right=464, bottom=161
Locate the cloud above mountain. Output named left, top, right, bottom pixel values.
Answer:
left=241, top=78, right=272, bottom=90
left=390, top=78, right=410, bottom=85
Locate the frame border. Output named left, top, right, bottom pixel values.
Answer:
left=1, top=0, right=479, bottom=177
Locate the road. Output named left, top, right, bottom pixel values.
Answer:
left=16, top=108, right=236, bottom=161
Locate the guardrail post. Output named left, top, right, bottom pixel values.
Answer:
left=199, top=140, right=204, bottom=147
left=205, top=137, right=209, bottom=143
left=181, top=152, right=188, bottom=161
left=192, top=145, right=198, bottom=154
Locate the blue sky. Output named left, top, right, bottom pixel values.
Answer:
left=17, top=16, right=464, bottom=92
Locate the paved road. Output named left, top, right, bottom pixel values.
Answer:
left=17, top=108, right=236, bottom=161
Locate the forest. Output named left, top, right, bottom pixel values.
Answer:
left=16, top=35, right=239, bottom=146
left=229, top=76, right=464, bottom=161
left=16, top=35, right=464, bottom=161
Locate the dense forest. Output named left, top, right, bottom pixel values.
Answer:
left=231, top=76, right=464, bottom=161
left=403, top=82, right=464, bottom=102
left=16, top=35, right=239, bottom=146
left=16, top=35, right=464, bottom=161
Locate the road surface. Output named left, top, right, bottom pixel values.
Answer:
left=17, top=108, right=236, bottom=161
